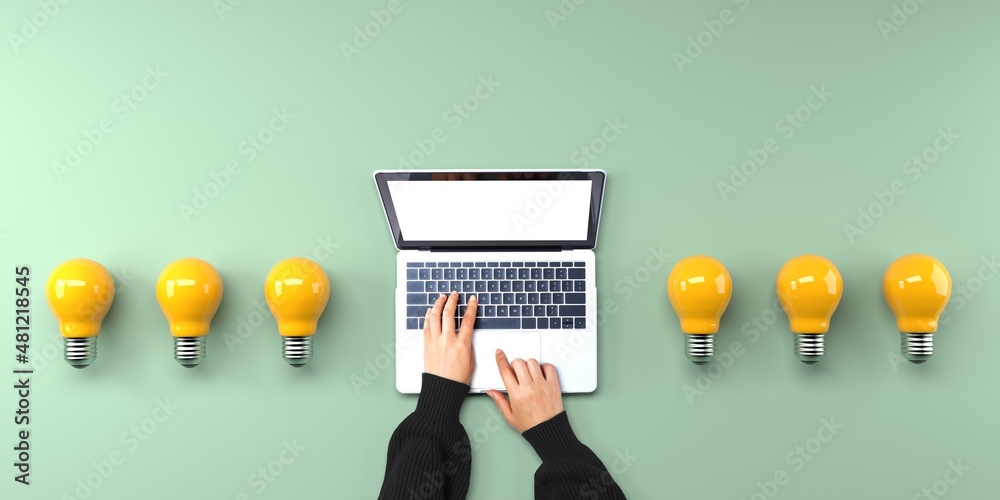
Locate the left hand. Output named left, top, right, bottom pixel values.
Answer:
left=423, top=292, right=478, bottom=385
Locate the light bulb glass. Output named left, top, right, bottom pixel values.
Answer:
left=265, top=257, right=330, bottom=366
left=46, top=258, right=116, bottom=368
left=883, top=254, right=951, bottom=363
left=156, top=258, right=223, bottom=367
left=776, top=255, right=843, bottom=363
left=667, top=256, right=732, bottom=363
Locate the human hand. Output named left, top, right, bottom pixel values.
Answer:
left=423, top=292, right=478, bottom=385
left=486, top=349, right=564, bottom=433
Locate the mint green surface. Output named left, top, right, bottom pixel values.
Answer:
left=2, top=1, right=999, bottom=498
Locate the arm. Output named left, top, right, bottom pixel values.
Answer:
left=378, top=293, right=479, bottom=500
left=487, top=351, right=627, bottom=500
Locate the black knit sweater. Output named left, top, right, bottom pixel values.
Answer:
left=377, top=374, right=627, bottom=499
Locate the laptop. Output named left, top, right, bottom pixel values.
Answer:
left=374, top=170, right=607, bottom=393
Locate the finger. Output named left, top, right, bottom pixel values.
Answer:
left=442, top=292, right=459, bottom=335
left=458, top=295, right=477, bottom=342
left=511, top=358, right=532, bottom=383
left=423, top=307, right=433, bottom=339
left=486, top=390, right=514, bottom=423
left=495, top=349, right=518, bottom=388
left=527, top=358, right=544, bottom=381
left=542, top=363, right=561, bottom=390
left=428, top=294, right=446, bottom=336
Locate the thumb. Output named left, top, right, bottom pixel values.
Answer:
left=486, top=390, right=514, bottom=424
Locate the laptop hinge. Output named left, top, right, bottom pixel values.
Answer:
left=423, top=246, right=569, bottom=252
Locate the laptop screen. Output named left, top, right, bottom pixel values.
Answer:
left=374, top=171, right=606, bottom=250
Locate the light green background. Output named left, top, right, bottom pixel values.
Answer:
left=2, top=1, right=998, bottom=499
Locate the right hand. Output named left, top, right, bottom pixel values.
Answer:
left=486, top=349, right=564, bottom=433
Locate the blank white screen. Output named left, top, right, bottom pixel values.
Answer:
left=387, top=180, right=593, bottom=241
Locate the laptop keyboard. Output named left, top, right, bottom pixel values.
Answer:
left=404, top=261, right=587, bottom=330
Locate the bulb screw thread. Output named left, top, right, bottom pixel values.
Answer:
left=795, top=334, right=825, bottom=364
left=902, top=333, right=933, bottom=364
left=282, top=336, right=312, bottom=367
left=174, top=337, right=206, bottom=368
left=65, top=337, right=97, bottom=368
left=685, top=334, right=714, bottom=364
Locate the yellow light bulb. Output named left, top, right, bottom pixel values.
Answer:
left=667, top=256, right=733, bottom=364
left=155, top=258, right=223, bottom=368
left=46, top=259, right=116, bottom=368
left=882, top=254, right=951, bottom=364
left=265, top=257, right=330, bottom=367
left=776, top=255, right=843, bottom=364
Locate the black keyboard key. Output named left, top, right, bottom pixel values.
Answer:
left=497, top=305, right=508, bottom=316
left=476, top=305, right=485, bottom=317
left=450, top=262, right=461, bottom=267
left=547, top=305, right=559, bottom=316
left=574, top=262, right=585, bottom=267
left=518, top=268, right=530, bottom=279
left=407, top=269, right=418, bottom=280
left=562, top=281, right=573, bottom=292
left=560, top=305, right=586, bottom=317
left=462, top=262, right=473, bottom=267
left=550, top=318, right=561, bottom=329
left=482, top=269, right=492, bottom=279
left=531, top=268, right=542, bottom=280
left=485, top=306, right=496, bottom=317
left=478, top=294, right=489, bottom=305
left=458, top=305, right=467, bottom=317
left=489, top=293, right=501, bottom=304
left=407, top=306, right=427, bottom=317
left=575, top=318, right=586, bottom=329
left=525, top=262, right=536, bottom=267
left=562, top=318, right=574, bottom=329
left=407, top=293, right=426, bottom=304
left=488, top=281, right=499, bottom=292
left=488, top=262, right=499, bottom=267
left=476, top=318, right=520, bottom=329
left=544, top=268, right=555, bottom=279
left=566, top=293, right=586, bottom=304
left=493, top=268, right=503, bottom=278
left=575, top=281, right=585, bottom=291
left=437, top=262, right=448, bottom=268
left=407, top=282, right=424, bottom=292
left=438, top=281, right=449, bottom=292
left=463, top=282, right=474, bottom=292
left=538, top=281, right=548, bottom=292
left=536, top=262, right=548, bottom=267
left=522, top=306, right=533, bottom=316
left=541, top=294, right=551, bottom=304
left=537, top=319, right=548, bottom=329
left=534, top=306, right=545, bottom=316
left=456, top=269, right=467, bottom=280
left=425, top=262, right=437, bottom=268
left=432, top=269, right=443, bottom=280
left=475, top=262, right=486, bottom=267
left=513, top=262, right=523, bottom=267
left=569, top=268, right=586, bottom=279
left=513, top=281, right=524, bottom=292
left=451, top=282, right=462, bottom=293
left=556, top=268, right=567, bottom=279
left=553, top=293, right=563, bottom=304
left=498, top=281, right=510, bottom=292
left=426, top=282, right=437, bottom=292
left=500, top=262, right=511, bottom=267
left=475, top=281, right=487, bottom=293
left=407, top=318, right=419, bottom=329
left=528, top=293, right=539, bottom=304
left=522, top=318, right=536, bottom=329
left=407, top=263, right=423, bottom=268
left=419, top=269, right=430, bottom=280
left=510, top=305, right=520, bottom=316
left=428, top=293, right=439, bottom=303
left=550, top=280, right=561, bottom=291
left=505, top=269, right=517, bottom=280
left=562, top=262, right=573, bottom=267
left=469, top=269, right=480, bottom=280
left=516, top=293, right=527, bottom=304
left=444, top=269, right=455, bottom=280
left=525, top=281, right=536, bottom=292
left=503, top=293, right=514, bottom=304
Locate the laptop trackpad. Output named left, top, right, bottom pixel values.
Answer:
left=471, top=331, right=541, bottom=391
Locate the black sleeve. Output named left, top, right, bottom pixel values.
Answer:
left=377, top=374, right=472, bottom=500
left=522, top=412, right=627, bottom=500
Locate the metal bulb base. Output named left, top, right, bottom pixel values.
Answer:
left=65, top=337, right=97, bottom=368
left=174, top=337, right=206, bottom=368
left=794, top=334, right=825, bottom=364
left=685, top=334, right=714, bottom=364
left=902, top=333, right=933, bottom=364
left=282, top=336, right=312, bottom=367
